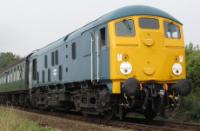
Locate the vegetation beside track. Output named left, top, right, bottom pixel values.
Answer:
left=2, top=107, right=124, bottom=131
left=0, top=106, right=51, bottom=131
left=173, top=43, right=200, bottom=123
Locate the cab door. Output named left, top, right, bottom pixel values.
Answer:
left=91, top=26, right=107, bottom=81
left=29, top=60, right=33, bottom=89
left=91, top=29, right=100, bottom=82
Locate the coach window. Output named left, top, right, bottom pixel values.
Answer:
left=5, top=73, right=8, bottom=83
left=115, top=20, right=135, bottom=36
left=45, top=55, right=48, bottom=68
left=13, top=68, right=16, bottom=81
left=17, top=69, right=19, bottom=81
left=22, top=66, right=24, bottom=80
left=5, top=73, right=7, bottom=83
left=10, top=69, right=13, bottom=82
left=32, top=59, right=37, bottom=80
left=100, top=28, right=106, bottom=46
left=10, top=71, right=12, bottom=82
left=164, top=22, right=181, bottom=39
left=72, top=42, right=76, bottom=60
left=139, top=18, right=159, bottom=29
left=7, top=72, right=10, bottom=83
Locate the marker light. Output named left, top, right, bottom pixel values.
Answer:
left=120, top=62, right=132, bottom=75
left=172, top=63, right=182, bottom=76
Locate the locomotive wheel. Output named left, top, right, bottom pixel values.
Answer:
left=103, top=108, right=116, bottom=120
left=82, top=111, right=89, bottom=118
left=162, top=105, right=179, bottom=119
left=144, top=109, right=157, bottom=120
left=119, top=106, right=126, bottom=120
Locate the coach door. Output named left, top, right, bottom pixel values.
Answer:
left=29, top=60, right=33, bottom=89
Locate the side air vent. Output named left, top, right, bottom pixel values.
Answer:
left=64, top=35, right=69, bottom=41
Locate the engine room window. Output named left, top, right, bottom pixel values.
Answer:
left=32, top=59, right=37, bottom=80
left=51, top=52, right=55, bottom=66
left=45, top=55, right=48, bottom=68
left=100, top=28, right=106, bottom=46
left=72, top=42, right=76, bottom=60
left=164, top=22, right=181, bottom=39
left=139, top=18, right=159, bottom=29
left=55, top=50, right=59, bottom=65
left=48, top=69, right=51, bottom=82
left=115, top=20, right=135, bottom=36
left=42, top=70, right=45, bottom=83
left=59, top=65, right=62, bottom=81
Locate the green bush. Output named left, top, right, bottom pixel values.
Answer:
left=175, top=43, right=200, bottom=122
left=0, top=107, right=51, bottom=131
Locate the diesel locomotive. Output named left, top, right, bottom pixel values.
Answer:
left=0, top=5, right=191, bottom=120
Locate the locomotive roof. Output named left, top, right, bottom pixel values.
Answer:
left=100, top=5, right=181, bottom=24
left=32, top=5, right=181, bottom=56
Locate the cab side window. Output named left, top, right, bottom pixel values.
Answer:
left=164, top=22, right=181, bottom=39
left=100, top=28, right=106, bottom=47
left=115, top=20, right=135, bottom=36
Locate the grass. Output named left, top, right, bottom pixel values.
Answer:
left=0, top=106, right=51, bottom=131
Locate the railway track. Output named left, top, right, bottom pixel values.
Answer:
left=11, top=107, right=200, bottom=131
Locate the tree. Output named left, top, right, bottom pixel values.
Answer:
left=176, top=43, right=200, bottom=122
left=0, top=52, right=21, bottom=72
left=186, top=43, right=200, bottom=88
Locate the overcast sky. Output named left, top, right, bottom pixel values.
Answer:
left=0, top=0, right=199, bottom=57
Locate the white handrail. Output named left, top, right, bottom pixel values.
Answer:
left=96, top=34, right=100, bottom=82
left=90, top=35, right=94, bottom=82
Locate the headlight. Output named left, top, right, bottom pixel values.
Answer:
left=120, top=62, right=132, bottom=75
left=172, top=63, right=182, bottom=76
